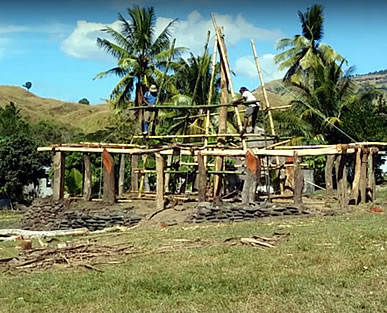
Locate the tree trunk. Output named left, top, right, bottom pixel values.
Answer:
left=102, top=149, right=115, bottom=204
left=293, top=152, right=303, bottom=206
left=53, top=151, right=65, bottom=201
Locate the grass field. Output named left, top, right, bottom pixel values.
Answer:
left=1, top=210, right=386, bottom=313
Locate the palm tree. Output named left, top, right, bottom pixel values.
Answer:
left=284, top=60, right=376, bottom=143
left=274, top=4, right=345, bottom=82
left=95, top=6, right=181, bottom=111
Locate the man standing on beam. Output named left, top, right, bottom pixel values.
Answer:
left=233, top=87, right=260, bottom=135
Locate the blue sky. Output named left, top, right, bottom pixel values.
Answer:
left=0, top=0, right=386, bottom=104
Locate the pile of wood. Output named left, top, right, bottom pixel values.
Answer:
left=0, top=241, right=138, bottom=272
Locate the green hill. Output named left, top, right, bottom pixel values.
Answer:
left=0, top=86, right=113, bottom=133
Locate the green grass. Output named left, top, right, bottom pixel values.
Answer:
left=1, top=213, right=387, bottom=313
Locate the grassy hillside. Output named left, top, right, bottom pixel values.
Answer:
left=0, top=86, right=113, bottom=133
left=352, top=72, right=387, bottom=92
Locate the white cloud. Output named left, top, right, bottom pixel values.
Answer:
left=0, top=23, right=70, bottom=35
left=61, top=20, right=121, bottom=59
left=60, top=10, right=284, bottom=60
left=234, top=54, right=286, bottom=82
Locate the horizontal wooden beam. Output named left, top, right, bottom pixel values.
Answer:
left=38, top=145, right=357, bottom=157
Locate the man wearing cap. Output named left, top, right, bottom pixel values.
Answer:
left=142, top=84, right=158, bottom=135
left=233, top=87, right=260, bottom=135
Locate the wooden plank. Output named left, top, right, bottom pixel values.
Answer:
left=325, top=155, right=335, bottom=196
left=52, top=151, right=65, bottom=201
left=102, top=149, right=115, bottom=204
left=155, top=153, right=165, bottom=211
left=82, top=153, right=92, bottom=201
left=197, top=153, right=207, bottom=202
left=39, top=146, right=358, bottom=157
left=293, top=152, right=303, bottom=206
left=130, top=155, right=139, bottom=192
left=360, top=148, right=369, bottom=204
left=118, top=154, right=126, bottom=197
left=350, top=147, right=362, bottom=204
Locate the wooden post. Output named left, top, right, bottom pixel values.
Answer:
left=164, top=155, right=172, bottom=193
left=351, top=147, right=362, bottom=204
left=293, top=152, right=303, bottom=206
left=155, top=153, right=165, bottom=211
left=325, top=155, right=334, bottom=196
left=102, top=149, right=115, bottom=204
left=213, top=27, right=228, bottom=201
left=335, top=154, right=348, bottom=209
left=197, top=152, right=207, bottom=202
left=211, top=15, right=246, bottom=150
left=53, top=151, right=65, bottom=201
left=204, top=36, right=218, bottom=151
left=242, top=150, right=260, bottom=205
left=360, top=148, right=369, bottom=204
left=118, top=154, right=125, bottom=198
left=130, top=155, right=139, bottom=192
left=82, top=153, right=92, bottom=201
left=367, top=148, right=377, bottom=202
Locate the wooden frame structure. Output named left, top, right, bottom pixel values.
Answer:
left=36, top=15, right=387, bottom=211
left=38, top=142, right=386, bottom=210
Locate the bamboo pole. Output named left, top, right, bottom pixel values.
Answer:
left=128, top=100, right=257, bottom=110
left=205, top=36, right=218, bottom=149
left=211, top=14, right=245, bottom=150
left=251, top=40, right=276, bottom=137
left=192, top=31, right=211, bottom=105
left=149, top=38, right=176, bottom=135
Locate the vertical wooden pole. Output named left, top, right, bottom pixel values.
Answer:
left=197, top=152, right=207, bottom=202
left=250, top=40, right=276, bottom=137
left=211, top=14, right=245, bottom=150
left=102, top=149, right=115, bottom=204
left=213, top=28, right=228, bottom=201
left=367, top=148, right=377, bottom=202
left=351, top=147, right=362, bottom=204
left=164, top=155, right=172, bottom=193
left=82, top=153, right=92, bottom=201
left=131, top=155, right=139, bottom=192
left=155, top=153, right=165, bottom=211
left=204, top=36, right=218, bottom=151
left=118, top=154, right=125, bottom=198
left=325, top=155, right=335, bottom=196
left=336, top=154, right=348, bottom=209
left=360, top=148, right=368, bottom=204
left=293, top=152, right=303, bottom=206
left=53, top=151, right=65, bottom=201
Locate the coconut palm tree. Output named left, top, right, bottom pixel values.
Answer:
left=95, top=6, right=182, bottom=111
left=274, top=4, right=345, bottom=82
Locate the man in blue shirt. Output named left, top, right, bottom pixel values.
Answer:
left=142, top=84, right=157, bottom=135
